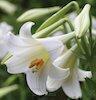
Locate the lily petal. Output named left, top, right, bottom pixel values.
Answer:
left=62, top=68, right=82, bottom=99
left=5, top=52, right=30, bottom=74
left=19, top=22, right=35, bottom=38
left=38, top=37, right=65, bottom=61
left=0, top=42, right=8, bottom=59
left=0, top=22, right=13, bottom=59
left=4, top=47, right=37, bottom=74
left=26, top=71, right=47, bottom=95
left=46, top=76, right=63, bottom=92
left=5, top=33, right=41, bottom=55
left=78, top=69, right=92, bottom=81
left=5, top=42, right=50, bottom=74
left=49, top=65, right=70, bottom=80
left=0, top=22, right=13, bottom=35
left=26, top=60, right=51, bottom=95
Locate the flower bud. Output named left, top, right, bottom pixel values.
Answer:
left=74, top=4, right=91, bottom=38
left=17, top=7, right=60, bottom=22
left=0, top=0, right=17, bottom=14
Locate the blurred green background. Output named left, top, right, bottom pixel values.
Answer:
left=0, top=0, right=96, bottom=100
left=1, top=0, right=96, bottom=33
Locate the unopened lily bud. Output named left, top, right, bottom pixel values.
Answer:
left=17, top=6, right=60, bottom=22
left=0, top=0, right=17, bottom=14
left=37, top=1, right=79, bottom=32
left=33, top=18, right=68, bottom=38
left=74, top=4, right=91, bottom=38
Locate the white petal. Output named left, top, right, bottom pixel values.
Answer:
left=78, top=69, right=92, bottom=81
left=62, top=68, right=82, bottom=99
left=38, top=37, right=65, bottom=61
left=5, top=33, right=28, bottom=47
left=46, top=76, right=63, bottom=92
left=49, top=64, right=70, bottom=80
left=5, top=49, right=33, bottom=74
left=37, top=37, right=64, bottom=51
left=26, top=71, right=47, bottom=95
left=0, top=42, right=8, bottom=59
left=19, top=22, right=35, bottom=38
left=5, top=57, right=28, bottom=74
left=6, top=34, right=29, bottom=55
left=5, top=43, right=50, bottom=74
left=7, top=62, right=28, bottom=74
left=0, top=22, right=13, bottom=35
left=5, top=33, right=39, bottom=55
left=25, top=60, right=51, bottom=95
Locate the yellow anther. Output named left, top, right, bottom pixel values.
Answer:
left=29, top=58, right=44, bottom=70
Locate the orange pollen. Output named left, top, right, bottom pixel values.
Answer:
left=29, top=59, right=44, bottom=69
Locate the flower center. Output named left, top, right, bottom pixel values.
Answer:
left=27, top=41, right=50, bottom=73
left=29, top=58, right=44, bottom=73
left=29, top=58, right=44, bottom=69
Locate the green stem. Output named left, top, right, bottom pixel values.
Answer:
left=89, top=13, right=93, bottom=57
left=66, top=19, right=74, bottom=31
left=81, top=36, right=91, bottom=57
left=75, top=37, right=85, bottom=55
left=63, top=20, right=74, bottom=48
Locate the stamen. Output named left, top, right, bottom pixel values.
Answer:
left=29, top=58, right=44, bottom=70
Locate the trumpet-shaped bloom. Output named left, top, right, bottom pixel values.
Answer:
left=0, top=22, right=13, bottom=59
left=4, top=22, right=69, bottom=95
left=47, top=45, right=92, bottom=99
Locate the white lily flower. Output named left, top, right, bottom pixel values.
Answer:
left=0, top=22, right=13, bottom=59
left=47, top=45, right=92, bottom=99
left=74, top=4, right=90, bottom=38
left=4, top=22, right=71, bottom=95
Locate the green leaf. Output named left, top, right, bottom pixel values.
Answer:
left=3, top=75, right=17, bottom=86
left=0, top=85, right=18, bottom=98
